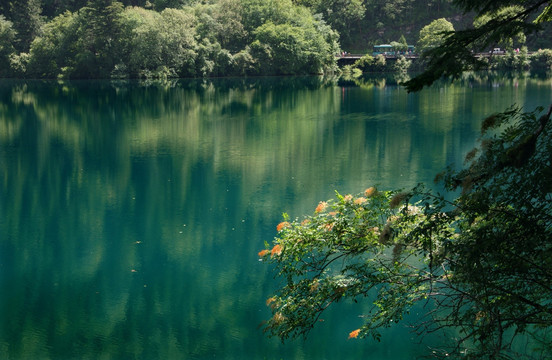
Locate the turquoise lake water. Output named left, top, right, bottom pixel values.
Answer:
left=1, top=74, right=551, bottom=359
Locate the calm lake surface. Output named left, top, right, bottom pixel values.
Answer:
left=1, top=74, right=551, bottom=359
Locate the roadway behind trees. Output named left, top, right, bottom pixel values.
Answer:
left=339, top=48, right=552, bottom=75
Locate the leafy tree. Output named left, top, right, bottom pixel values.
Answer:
left=261, top=1, right=552, bottom=358
left=41, top=0, right=89, bottom=16
left=231, top=46, right=256, bottom=75
left=246, top=40, right=273, bottom=75
left=239, top=0, right=297, bottom=35
left=158, top=8, right=197, bottom=76
left=252, top=22, right=316, bottom=75
left=404, top=0, right=550, bottom=92
left=392, top=54, right=410, bottom=73
left=262, top=105, right=552, bottom=358
left=352, top=53, right=402, bottom=73
left=531, top=48, right=552, bottom=70
left=0, top=15, right=16, bottom=77
left=416, top=17, right=454, bottom=54
left=23, top=0, right=338, bottom=78
left=151, top=0, right=196, bottom=11
left=6, top=0, right=43, bottom=52
left=373, top=54, right=386, bottom=71
left=240, top=0, right=338, bottom=75
left=494, top=46, right=530, bottom=70
left=380, top=0, right=412, bottom=22
left=361, top=0, right=458, bottom=47
left=298, top=0, right=365, bottom=45
left=390, top=41, right=406, bottom=53
left=394, top=34, right=409, bottom=53
left=26, top=10, right=80, bottom=78
left=473, top=6, right=527, bottom=51
left=72, top=0, right=125, bottom=78
left=194, top=0, right=247, bottom=53
left=119, top=7, right=198, bottom=78
left=194, top=38, right=233, bottom=77
left=398, top=34, right=408, bottom=47
left=119, top=7, right=165, bottom=77
left=28, top=0, right=126, bottom=78
left=352, top=54, right=375, bottom=72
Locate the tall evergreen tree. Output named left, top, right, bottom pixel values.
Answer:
left=7, top=0, right=43, bottom=52
left=73, top=0, right=124, bottom=77
left=0, top=15, right=16, bottom=77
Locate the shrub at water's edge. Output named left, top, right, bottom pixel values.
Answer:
left=261, top=1, right=552, bottom=358
left=261, top=105, right=552, bottom=358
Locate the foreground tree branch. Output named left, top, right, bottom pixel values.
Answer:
left=260, top=1, right=552, bottom=358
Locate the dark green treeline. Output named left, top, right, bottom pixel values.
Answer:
left=0, top=0, right=341, bottom=79
left=2, top=0, right=552, bottom=79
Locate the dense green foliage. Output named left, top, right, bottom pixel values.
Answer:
left=416, top=17, right=454, bottom=54
left=261, top=0, right=552, bottom=358
left=532, top=48, right=552, bottom=69
left=262, top=109, right=552, bottom=355
left=2, top=0, right=469, bottom=55
left=0, top=15, right=16, bottom=77
left=1, top=0, right=341, bottom=78
left=2, top=0, right=552, bottom=79
left=404, top=0, right=552, bottom=92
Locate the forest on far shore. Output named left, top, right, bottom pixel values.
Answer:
left=1, top=0, right=552, bottom=79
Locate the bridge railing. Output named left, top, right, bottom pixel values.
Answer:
left=336, top=54, right=419, bottom=60
left=337, top=51, right=534, bottom=60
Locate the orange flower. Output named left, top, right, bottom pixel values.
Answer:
left=301, top=219, right=311, bottom=226
left=258, top=249, right=269, bottom=257
left=348, top=329, right=360, bottom=339
left=364, top=186, right=377, bottom=197
left=344, top=194, right=353, bottom=202
left=276, top=221, right=291, bottom=232
left=354, top=197, right=366, bottom=205
left=365, top=187, right=377, bottom=197
left=271, top=244, right=282, bottom=256
left=315, top=201, right=327, bottom=213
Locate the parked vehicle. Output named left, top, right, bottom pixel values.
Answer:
left=373, top=44, right=415, bottom=56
